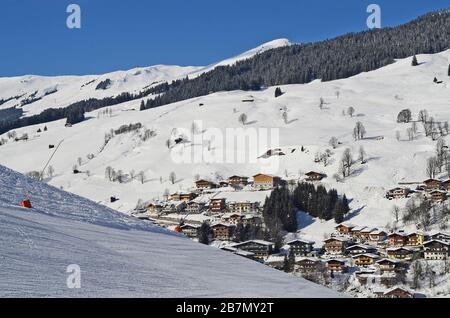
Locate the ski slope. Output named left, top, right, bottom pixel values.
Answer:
left=0, top=164, right=339, bottom=297
left=0, top=45, right=449, bottom=245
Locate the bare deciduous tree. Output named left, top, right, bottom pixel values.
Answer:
left=426, top=156, right=439, bottom=179
left=105, top=166, right=114, bottom=181
left=353, top=121, right=366, bottom=140
left=169, top=172, right=177, bottom=184
left=392, top=205, right=400, bottom=223
left=329, top=137, right=339, bottom=149
left=340, top=148, right=354, bottom=178
left=238, top=113, right=248, bottom=125
left=358, top=146, right=366, bottom=164
left=47, top=165, right=55, bottom=178
left=418, top=109, right=429, bottom=124
left=137, top=171, right=145, bottom=184
left=347, top=107, right=355, bottom=117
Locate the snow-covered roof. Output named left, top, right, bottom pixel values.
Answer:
left=233, top=240, right=274, bottom=248
left=386, top=246, right=414, bottom=252
left=351, top=226, right=367, bottom=232
left=211, top=222, right=235, bottom=228
left=388, top=231, right=408, bottom=237
left=360, top=227, right=377, bottom=233
left=424, top=239, right=450, bottom=246
left=336, top=223, right=355, bottom=229
left=383, top=286, right=415, bottom=296
left=429, top=230, right=450, bottom=237
left=370, top=229, right=387, bottom=235
left=286, top=238, right=315, bottom=245
left=352, top=253, right=380, bottom=259
left=346, top=244, right=375, bottom=250
left=324, top=237, right=347, bottom=242
left=376, top=258, right=401, bottom=264
left=296, top=257, right=321, bottom=263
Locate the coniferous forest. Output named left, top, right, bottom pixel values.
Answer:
left=263, top=183, right=350, bottom=236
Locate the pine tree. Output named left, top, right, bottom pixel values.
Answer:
left=284, top=250, right=296, bottom=272
left=342, top=195, right=350, bottom=214
left=333, top=201, right=345, bottom=224
left=275, top=87, right=283, bottom=98
left=198, top=222, right=211, bottom=245
left=412, top=55, right=419, bottom=66
left=448, top=64, right=450, bottom=77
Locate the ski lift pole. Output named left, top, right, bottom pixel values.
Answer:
left=39, top=139, right=64, bottom=179
left=22, top=139, right=64, bottom=206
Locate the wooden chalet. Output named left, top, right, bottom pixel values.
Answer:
left=388, top=232, right=408, bottom=247
left=353, top=253, right=380, bottom=267
left=375, top=287, right=416, bottom=299
left=221, top=213, right=244, bottom=225
left=335, top=223, right=355, bottom=235
left=423, top=240, right=449, bottom=260
left=147, top=203, right=164, bottom=215
left=406, top=232, right=425, bottom=247
left=180, top=224, right=200, bottom=239
left=350, top=226, right=367, bottom=239
left=228, top=175, right=249, bottom=187
left=369, top=230, right=388, bottom=243
left=423, top=179, right=442, bottom=190
left=286, top=239, right=314, bottom=256
left=376, top=258, right=404, bottom=273
left=323, top=238, right=348, bottom=255
left=209, top=198, right=226, bottom=213
left=296, top=258, right=322, bottom=273
left=170, top=192, right=197, bottom=202
left=345, top=244, right=377, bottom=256
left=228, top=201, right=260, bottom=214
left=386, top=247, right=415, bottom=260
left=430, top=232, right=450, bottom=243
left=195, top=179, right=217, bottom=190
left=326, top=259, right=347, bottom=273
left=360, top=228, right=377, bottom=240
left=252, top=174, right=281, bottom=190
left=305, top=171, right=326, bottom=182
left=386, top=187, right=410, bottom=200
left=185, top=201, right=206, bottom=214
left=429, top=190, right=447, bottom=202
left=211, top=223, right=235, bottom=241
left=232, top=240, right=274, bottom=260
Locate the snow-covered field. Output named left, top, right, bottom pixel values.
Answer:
left=0, top=44, right=449, bottom=245
left=0, top=164, right=340, bottom=297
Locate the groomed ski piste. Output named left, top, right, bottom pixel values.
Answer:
left=0, top=165, right=340, bottom=297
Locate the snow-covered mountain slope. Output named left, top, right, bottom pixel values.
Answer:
left=0, top=164, right=339, bottom=297
left=0, top=49, right=449, bottom=245
left=188, top=38, right=292, bottom=77
left=0, top=65, right=201, bottom=116
left=0, top=39, right=290, bottom=117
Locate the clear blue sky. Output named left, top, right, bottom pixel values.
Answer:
left=0, top=0, right=448, bottom=76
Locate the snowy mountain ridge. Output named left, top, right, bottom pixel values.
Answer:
left=0, top=39, right=291, bottom=117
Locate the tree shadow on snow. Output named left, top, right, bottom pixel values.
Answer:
left=344, top=205, right=366, bottom=221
